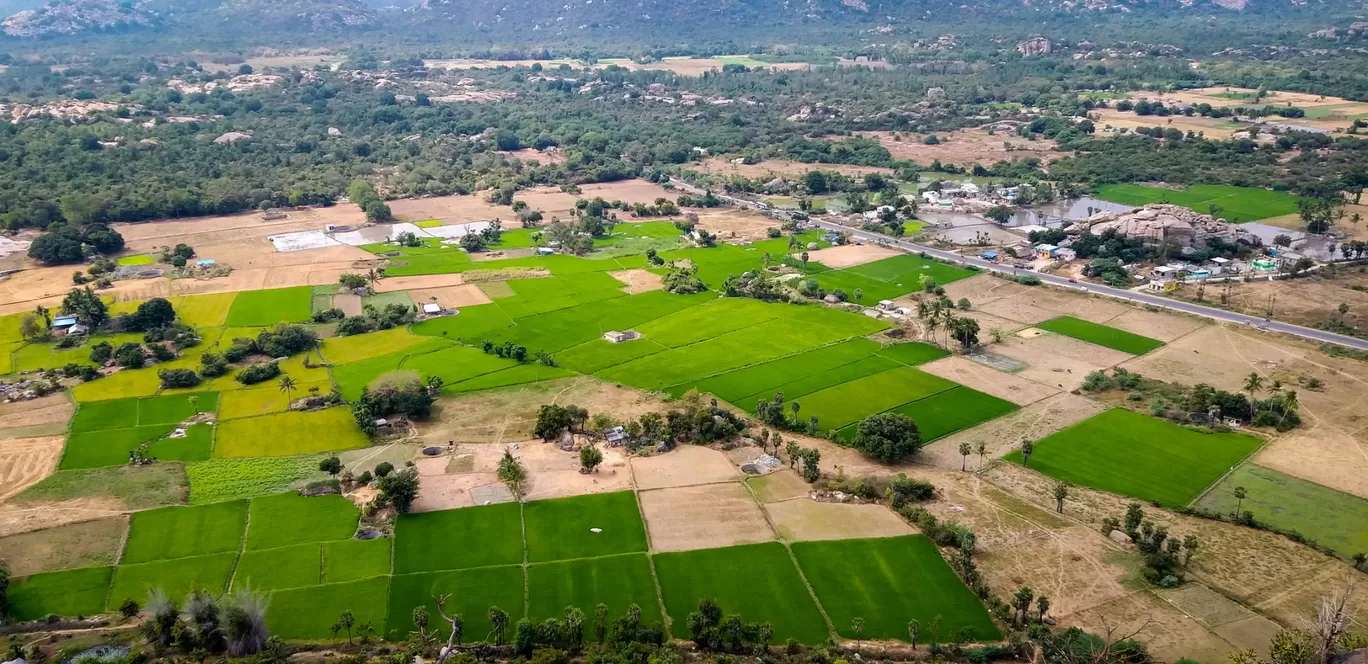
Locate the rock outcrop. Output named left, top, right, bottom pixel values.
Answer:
left=1073, top=203, right=1255, bottom=246
left=3, top=0, right=156, bottom=37
left=1017, top=37, right=1053, bottom=57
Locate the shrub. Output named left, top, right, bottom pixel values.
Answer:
left=150, top=344, right=175, bottom=362
left=851, top=413, right=923, bottom=464
left=114, top=342, right=145, bottom=368
left=223, top=341, right=253, bottom=363
left=336, top=316, right=373, bottom=336
left=374, top=462, right=394, bottom=478
left=1015, top=274, right=1041, bottom=286
left=89, top=341, right=113, bottom=364
left=158, top=368, right=201, bottom=389
left=200, top=351, right=228, bottom=377
left=235, top=362, right=281, bottom=385
left=312, top=308, right=345, bottom=323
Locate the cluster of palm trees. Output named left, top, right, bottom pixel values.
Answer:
left=916, top=296, right=977, bottom=350
left=1241, top=372, right=1299, bottom=428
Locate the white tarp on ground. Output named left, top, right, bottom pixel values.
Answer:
left=268, top=230, right=343, bottom=252
left=332, top=222, right=434, bottom=246
left=423, top=221, right=493, bottom=239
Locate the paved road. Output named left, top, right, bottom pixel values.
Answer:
left=672, top=181, right=1368, bottom=351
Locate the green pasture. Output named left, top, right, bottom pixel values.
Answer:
left=108, top=552, right=237, bottom=608
left=523, top=491, right=648, bottom=562
left=225, top=286, right=315, bottom=326
left=442, top=363, right=578, bottom=394
left=793, top=536, right=1000, bottom=642
left=232, top=543, right=322, bottom=591
left=269, top=577, right=391, bottom=640
left=1036, top=316, right=1164, bottom=355
left=245, top=493, right=359, bottom=550
left=1005, top=409, right=1263, bottom=506
left=122, top=500, right=248, bottom=564
left=174, top=293, right=238, bottom=328
left=70, top=364, right=163, bottom=401
left=385, top=566, right=525, bottom=641
left=655, top=542, right=830, bottom=644
left=794, top=366, right=957, bottom=432
left=61, top=424, right=178, bottom=470
left=526, top=553, right=662, bottom=623
left=1195, top=463, right=1368, bottom=558
left=732, top=355, right=899, bottom=413
left=185, top=456, right=324, bottom=504
left=410, top=302, right=517, bottom=342
left=876, top=342, right=950, bottom=366
left=322, top=327, right=441, bottom=365
left=9, top=566, right=115, bottom=621
left=482, top=290, right=714, bottom=354
left=816, top=254, right=975, bottom=302
left=365, top=243, right=475, bottom=277
left=686, top=338, right=882, bottom=403
left=117, top=254, right=155, bottom=266
left=70, top=398, right=139, bottom=432
left=405, top=345, right=520, bottom=387
left=636, top=298, right=781, bottom=348
left=1093, top=184, right=1301, bottom=222
left=555, top=338, right=668, bottom=374
left=214, top=408, right=368, bottom=458
left=393, top=503, right=524, bottom=574
left=324, top=538, right=393, bottom=583
left=885, top=387, right=1018, bottom=442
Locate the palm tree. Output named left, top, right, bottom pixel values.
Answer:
left=789, top=401, right=801, bottom=425
left=958, top=443, right=972, bottom=471
left=976, top=442, right=988, bottom=469
left=187, top=394, right=199, bottom=415
left=278, top=376, right=297, bottom=407
left=33, top=305, right=51, bottom=331
left=1233, top=486, right=1247, bottom=516
left=1243, top=372, right=1264, bottom=421
left=488, top=607, right=509, bottom=646
left=366, top=268, right=384, bottom=288
left=1278, top=390, right=1299, bottom=429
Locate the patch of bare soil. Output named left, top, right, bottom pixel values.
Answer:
left=500, top=148, right=566, bottom=165
left=609, top=269, right=664, bottom=295
left=1101, top=308, right=1207, bottom=343
left=696, top=158, right=893, bottom=179
left=639, top=482, right=774, bottom=552
left=410, top=472, right=504, bottom=512
left=939, top=274, right=1033, bottom=305
left=0, top=515, right=127, bottom=576
left=631, top=445, right=738, bottom=490
left=765, top=500, right=912, bottom=542
left=408, top=284, right=493, bottom=309
left=519, top=443, right=632, bottom=502
left=856, top=128, right=1061, bottom=168
left=0, top=497, right=126, bottom=538
left=1092, top=108, right=1241, bottom=140
left=372, top=273, right=466, bottom=292
left=745, top=469, right=810, bottom=503
left=1167, top=270, right=1368, bottom=339
left=1120, top=325, right=1368, bottom=498
left=333, top=292, right=363, bottom=316
left=978, top=524, right=1137, bottom=619
left=416, top=378, right=668, bottom=445
left=693, top=208, right=780, bottom=243
left=919, top=356, right=1062, bottom=406
left=800, top=243, right=899, bottom=269
left=1158, top=584, right=1260, bottom=629
left=992, top=335, right=1134, bottom=391
left=1063, top=591, right=1238, bottom=664
left=0, top=436, right=65, bottom=502
left=0, top=393, right=73, bottom=429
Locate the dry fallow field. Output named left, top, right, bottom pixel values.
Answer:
left=857, top=128, right=1062, bottom=167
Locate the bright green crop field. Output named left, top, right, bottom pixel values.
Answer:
left=323, top=538, right=393, bottom=584
left=269, top=576, right=391, bottom=639
left=393, top=502, right=524, bottom=574
left=122, top=500, right=248, bottom=564
left=794, top=365, right=957, bottom=432
left=1005, top=409, right=1263, bottom=506
left=793, top=536, right=999, bottom=642
left=1036, top=316, right=1164, bottom=355
left=385, top=566, right=525, bottom=641
left=225, top=286, right=315, bottom=326
left=9, top=566, right=115, bottom=621
left=245, top=492, right=359, bottom=550
left=523, top=491, right=648, bottom=562
left=108, top=552, right=237, bottom=608
left=1195, top=463, right=1368, bottom=558
left=685, top=338, right=882, bottom=403
left=232, top=543, right=323, bottom=591
left=526, top=553, right=662, bottom=623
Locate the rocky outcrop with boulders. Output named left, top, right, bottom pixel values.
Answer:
left=1071, top=203, right=1257, bottom=246
left=1017, top=37, right=1052, bottom=56
left=3, top=0, right=156, bottom=37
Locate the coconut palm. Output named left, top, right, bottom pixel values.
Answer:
left=1243, top=372, right=1264, bottom=420
left=278, top=375, right=297, bottom=407
left=221, top=586, right=271, bottom=656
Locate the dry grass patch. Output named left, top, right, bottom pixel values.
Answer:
left=992, top=334, right=1133, bottom=390
left=631, top=445, right=737, bottom=490
left=0, top=436, right=65, bottom=502
left=800, top=243, right=900, bottom=269
left=417, top=378, right=667, bottom=445
left=608, top=269, right=664, bottom=295
left=0, top=515, right=127, bottom=576
left=977, top=524, right=1136, bottom=618
left=858, top=128, right=1061, bottom=167
left=518, top=443, right=632, bottom=502
left=745, top=469, right=810, bottom=503
left=371, top=273, right=467, bottom=292
left=693, top=208, right=779, bottom=243
left=765, top=500, right=912, bottom=542
left=1093, top=108, right=1241, bottom=140
left=1063, top=591, right=1237, bottom=664
left=0, top=497, right=127, bottom=538
left=1101, top=308, right=1207, bottom=343
left=0, top=393, right=73, bottom=430
left=697, top=158, right=893, bottom=179
left=408, top=284, right=494, bottom=308
left=1157, top=584, right=1259, bottom=628
left=919, top=356, right=1061, bottom=406
left=639, top=482, right=774, bottom=552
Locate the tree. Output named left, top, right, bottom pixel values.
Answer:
left=278, top=375, right=297, bottom=407
left=497, top=451, right=527, bottom=497
left=853, top=288, right=864, bottom=304
left=852, top=412, right=923, bottom=463
left=976, top=442, right=988, bottom=469
left=377, top=467, right=420, bottom=513
left=1052, top=480, right=1071, bottom=514
left=131, top=298, right=176, bottom=331
left=115, top=342, right=145, bottom=368
left=489, top=607, right=509, bottom=646
left=1013, top=586, right=1035, bottom=626
left=908, top=619, right=920, bottom=650
left=1233, top=486, right=1247, bottom=516
left=564, top=606, right=585, bottom=648
left=533, top=404, right=572, bottom=441
left=221, top=587, right=271, bottom=656
left=1244, top=372, right=1264, bottom=402
left=1036, top=596, right=1051, bottom=623
left=320, top=456, right=343, bottom=476
left=34, top=305, right=51, bottom=331
left=337, top=609, right=356, bottom=644
left=1020, top=439, right=1034, bottom=467
left=579, top=443, right=604, bottom=472
left=948, top=316, right=980, bottom=350
left=958, top=443, right=972, bottom=471
left=0, top=561, right=8, bottom=621
left=460, top=233, right=487, bottom=252
left=61, top=286, right=109, bottom=327
left=851, top=617, right=865, bottom=651
left=594, top=603, right=609, bottom=643
left=985, top=205, right=1013, bottom=224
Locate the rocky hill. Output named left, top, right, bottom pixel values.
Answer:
left=2, top=0, right=157, bottom=37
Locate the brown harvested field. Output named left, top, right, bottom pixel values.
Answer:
left=1215, top=616, right=1285, bottom=656
left=1063, top=591, right=1239, bottom=663
left=391, top=180, right=676, bottom=223
left=1119, top=325, right=1368, bottom=497
left=1126, top=87, right=1368, bottom=133
left=977, top=524, right=1136, bottom=618
left=765, top=500, right=913, bottom=542
left=520, top=446, right=632, bottom=502
left=693, top=208, right=779, bottom=243
left=696, top=158, right=893, bottom=180
left=919, top=355, right=1061, bottom=406
left=0, top=436, right=65, bottom=502
left=1166, top=270, right=1368, bottom=339
left=409, top=471, right=504, bottom=512
left=1158, top=584, right=1264, bottom=630
left=0, top=516, right=127, bottom=576
left=992, top=334, right=1134, bottom=390
left=371, top=273, right=466, bottom=292
left=1261, top=202, right=1368, bottom=241
left=940, top=274, right=1032, bottom=304
left=976, top=289, right=1134, bottom=326
left=630, top=445, right=737, bottom=490
left=0, top=393, right=73, bottom=430
left=856, top=128, right=1061, bottom=167
left=417, top=378, right=667, bottom=445
left=920, top=393, right=1108, bottom=468
left=745, top=469, right=810, bottom=503
left=609, top=269, right=663, bottom=295
left=0, top=497, right=127, bottom=538
left=333, top=292, right=363, bottom=316
left=1093, top=108, right=1242, bottom=140
left=801, top=243, right=899, bottom=269
left=408, top=284, right=493, bottom=309
left=1101, top=308, right=1207, bottom=343
left=638, top=482, right=775, bottom=552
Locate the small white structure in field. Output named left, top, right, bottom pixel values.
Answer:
left=422, top=303, right=442, bottom=315
left=877, top=299, right=897, bottom=311
left=603, top=330, right=641, bottom=343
